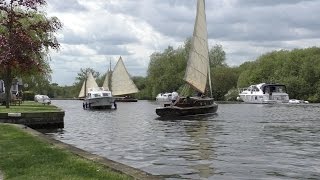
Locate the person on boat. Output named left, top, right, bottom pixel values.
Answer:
left=114, top=101, right=117, bottom=109
left=171, top=90, right=179, bottom=103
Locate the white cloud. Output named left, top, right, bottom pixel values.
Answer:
left=45, top=0, right=320, bottom=85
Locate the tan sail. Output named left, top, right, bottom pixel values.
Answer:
left=102, top=71, right=111, bottom=91
left=78, top=72, right=99, bottom=98
left=183, top=0, right=209, bottom=94
left=111, top=57, right=139, bottom=96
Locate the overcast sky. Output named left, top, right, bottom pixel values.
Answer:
left=46, top=0, right=320, bottom=85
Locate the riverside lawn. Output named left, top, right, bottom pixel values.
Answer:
left=0, top=101, right=61, bottom=113
left=0, top=124, right=132, bottom=180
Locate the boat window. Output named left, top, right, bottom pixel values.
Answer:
left=275, top=86, right=286, bottom=93
left=102, top=93, right=110, bottom=97
left=94, top=93, right=101, bottom=97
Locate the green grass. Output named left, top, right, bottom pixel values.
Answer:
left=0, top=124, right=132, bottom=180
left=0, top=101, right=61, bottom=113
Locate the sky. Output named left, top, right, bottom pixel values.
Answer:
left=45, top=0, right=320, bottom=86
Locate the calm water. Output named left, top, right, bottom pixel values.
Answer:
left=47, top=100, right=320, bottom=179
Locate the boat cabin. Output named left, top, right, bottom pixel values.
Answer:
left=86, top=87, right=112, bottom=98
left=238, top=83, right=289, bottom=104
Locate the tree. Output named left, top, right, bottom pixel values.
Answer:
left=209, top=44, right=226, bottom=68
left=75, top=68, right=100, bottom=84
left=0, top=0, right=62, bottom=108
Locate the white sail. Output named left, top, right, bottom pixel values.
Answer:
left=78, top=72, right=99, bottom=98
left=183, top=0, right=209, bottom=94
left=111, top=57, right=139, bottom=96
left=102, top=71, right=111, bottom=91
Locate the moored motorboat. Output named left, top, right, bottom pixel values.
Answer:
left=156, top=92, right=172, bottom=102
left=238, top=83, right=289, bottom=104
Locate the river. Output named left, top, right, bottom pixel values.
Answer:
left=46, top=100, right=320, bottom=179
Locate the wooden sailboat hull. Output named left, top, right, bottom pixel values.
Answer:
left=115, top=97, right=138, bottom=102
left=156, top=102, right=218, bottom=117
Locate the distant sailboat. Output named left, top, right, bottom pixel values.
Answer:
left=79, top=72, right=114, bottom=109
left=103, top=56, right=139, bottom=102
left=156, top=0, right=218, bottom=117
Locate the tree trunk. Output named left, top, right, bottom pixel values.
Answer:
left=4, top=68, right=12, bottom=108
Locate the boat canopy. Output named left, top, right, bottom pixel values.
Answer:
left=261, top=84, right=287, bottom=94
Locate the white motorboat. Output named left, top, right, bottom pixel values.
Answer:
left=83, top=87, right=114, bottom=109
left=238, top=83, right=289, bottom=104
left=156, top=92, right=172, bottom=102
left=79, top=72, right=115, bottom=109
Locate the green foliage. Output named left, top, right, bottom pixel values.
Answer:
left=147, top=45, right=188, bottom=98
left=211, top=66, right=239, bottom=100
left=23, top=91, right=35, bottom=101
left=209, top=44, right=227, bottom=68
left=224, top=88, right=240, bottom=101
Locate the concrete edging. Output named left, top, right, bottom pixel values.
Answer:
left=11, top=124, right=162, bottom=180
left=0, top=111, right=64, bottom=128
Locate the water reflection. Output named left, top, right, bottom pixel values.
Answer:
left=182, top=118, right=217, bottom=179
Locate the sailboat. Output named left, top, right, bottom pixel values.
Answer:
left=79, top=72, right=114, bottom=109
left=156, top=0, right=218, bottom=117
left=102, top=56, right=139, bottom=102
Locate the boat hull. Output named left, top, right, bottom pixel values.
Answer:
left=156, top=103, right=218, bottom=117
left=84, top=96, right=115, bottom=109
left=115, top=97, right=138, bottom=102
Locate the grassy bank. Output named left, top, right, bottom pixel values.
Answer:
left=0, top=124, right=132, bottom=180
left=0, top=101, right=61, bottom=113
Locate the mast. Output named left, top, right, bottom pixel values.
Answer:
left=108, top=58, right=112, bottom=91
left=84, top=72, right=87, bottom=98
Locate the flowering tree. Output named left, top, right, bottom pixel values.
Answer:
left=0, top=0, right=62, bottom=108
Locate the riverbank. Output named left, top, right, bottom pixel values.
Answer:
left=0, top=101, right=64, bottom=128
left=0, top=124, right=161, bottom=180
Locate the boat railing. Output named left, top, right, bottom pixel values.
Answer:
left=238, top=88, right=249, bottom=93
